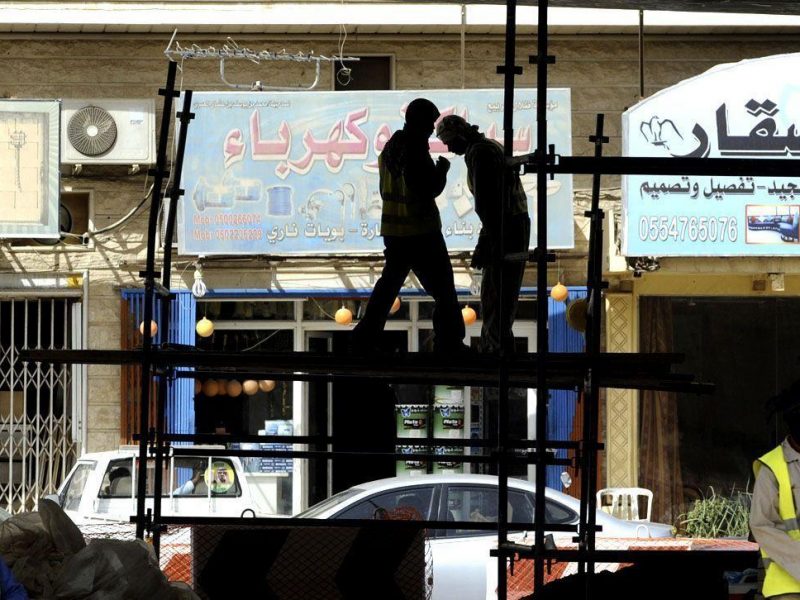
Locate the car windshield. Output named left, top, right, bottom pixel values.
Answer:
left=296, top=488, right=363, bottom=517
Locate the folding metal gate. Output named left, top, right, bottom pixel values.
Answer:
left=0, top=298, right=81, bottom=512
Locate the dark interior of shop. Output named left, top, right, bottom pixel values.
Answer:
left=641, top=296, right=793, bottom=518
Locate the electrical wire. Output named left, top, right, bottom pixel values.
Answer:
left=336, top=0, right=352, bottom=87
left=242, top=329, right=282, bottom=352
left=92, top=183, right=155, bottom=235
left=311, top=297, right=336, bottom=320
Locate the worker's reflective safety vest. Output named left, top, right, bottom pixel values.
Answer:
left=378, top=153, right=441, bottom=237
left=754, top=445, right=800, bottom=598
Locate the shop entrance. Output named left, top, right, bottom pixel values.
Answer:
left=306, top=330, right=405, bottom=505
left=461, top=327, right=536, bottom=480
left=640, top=296, right=800, bottom=523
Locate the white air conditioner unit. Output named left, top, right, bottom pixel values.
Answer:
left=60, top=98, right=156, bottom=165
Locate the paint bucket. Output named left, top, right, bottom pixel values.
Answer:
left=396, top=404, right=428, bottom=438
left=434, top=403, right=464, bottom=439
left=432, top=446, right=463, bottom=474
left=434, top=385, right=463, bottom=404
left=267, top=185, right=293, bottom=217
left=395, top=445, right=428, bottom=476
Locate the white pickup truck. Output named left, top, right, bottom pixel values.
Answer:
left=49, top=446, right=281, bottom=524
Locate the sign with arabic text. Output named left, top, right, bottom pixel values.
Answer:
left=623, top=53, right=800, bottom=256
left=178, top=89, right=573, bottom=255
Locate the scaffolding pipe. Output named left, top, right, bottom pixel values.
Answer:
left=497, top=1, right=519, bottom=595
left=534, top=0, right=551, bottom=591
left=136, top=60, right=178, bottom=540
left=152, top=90, right=195, bottom=555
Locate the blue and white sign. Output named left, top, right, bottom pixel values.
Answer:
left=178, top=89, right=573, bottom=256
left=623, top=53, right=800, bottom=257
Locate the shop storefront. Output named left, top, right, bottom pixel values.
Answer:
left=109, top=83, right=582, bottom=515
left=6, top=5, right=800, bottom=515
left=122, top=285, right=585, bottom=514
left=610, top=52, right=800, bottom=524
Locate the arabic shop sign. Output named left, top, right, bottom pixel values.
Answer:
left=178, top=89, right=573, bottom=256
left=623, top=53, right=800, bottom=257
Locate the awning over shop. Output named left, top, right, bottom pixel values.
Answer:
left=328, top=0, right=800, bottom=14
left=199, top=270, right=480, bottom=297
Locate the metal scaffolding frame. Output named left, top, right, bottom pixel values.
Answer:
left=21, top=2, right=789, bottom=596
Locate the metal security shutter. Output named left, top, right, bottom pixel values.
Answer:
left=0, top=298, right=80, bottom=512
left=120, top=289, right=196, bottom=442
left=548, top=288, right=587, bottom=490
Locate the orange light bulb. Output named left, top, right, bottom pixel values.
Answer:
left=335, top=307, right=353, bottom=325
left=550, top=282, right=569, bottom=302
left=462, top=306, right=477, bottom=326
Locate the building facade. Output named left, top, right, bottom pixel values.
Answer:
left=0, top=2, right=798, bottom=518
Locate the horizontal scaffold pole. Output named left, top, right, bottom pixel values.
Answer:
left=20, top=348, right=713, bottom=394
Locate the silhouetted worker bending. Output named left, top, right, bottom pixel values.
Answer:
left=353, top=98, right=466, bottom=353
left=437, top=115, right=530, bottom=354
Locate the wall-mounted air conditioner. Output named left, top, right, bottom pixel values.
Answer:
left=61, top=98, right=156, bottom=165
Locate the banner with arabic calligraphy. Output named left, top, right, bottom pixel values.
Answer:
left=178, top=89, right=573, bottom=256
left=623, top=53, right=800, bottom=257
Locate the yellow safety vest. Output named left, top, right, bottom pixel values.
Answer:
left=754, top=445, right=800, bottom=598
left=378, top=153, right=441, bottom=237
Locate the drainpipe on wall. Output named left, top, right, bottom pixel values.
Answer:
left=81, top=269, right=89, bottom=453
left=461, top=4, right=467, bottom=89
left=639, top=10, right=645, bottom=99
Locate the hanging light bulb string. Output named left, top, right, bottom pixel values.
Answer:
left=555, top=255, right=562, bottom=289
left=550, top=257, right=569, bottom=302
left=311, top=297, right=336, bottom=320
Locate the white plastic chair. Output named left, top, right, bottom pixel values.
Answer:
left=596, top=487, right=653, bottom=522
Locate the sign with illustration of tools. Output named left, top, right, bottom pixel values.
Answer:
left=395, top=404, right=428, bottom=476
left=178, top=89, right=573, bottom=256
left=623, top=53, right=800, bottom=257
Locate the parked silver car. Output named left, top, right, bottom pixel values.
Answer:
left=298, top=474, right=673, bottom=600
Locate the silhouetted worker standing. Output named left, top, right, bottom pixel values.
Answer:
left=353, top=98, right=465, bottom=352
left=436, top=115, right=530, bottom=354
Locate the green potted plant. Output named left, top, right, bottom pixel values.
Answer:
left=678, top=487, right=751, bottom=539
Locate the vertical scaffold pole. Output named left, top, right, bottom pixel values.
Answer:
left=533, top=0, right=551, bottom=592
left=136, top=60, right=179, bottom=540
left=152, top=90, right=195, bottom=556
left=579, top=114, right=609, bottom=596
left=498, top=1, right=519, bottom=597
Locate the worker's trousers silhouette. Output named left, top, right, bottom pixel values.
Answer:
left=353, top=231, right=464, bottom=351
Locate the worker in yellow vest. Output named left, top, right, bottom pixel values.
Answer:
left=751, top=395, right=800, bottom=599
left=352, top=98, right=466, bottom=353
